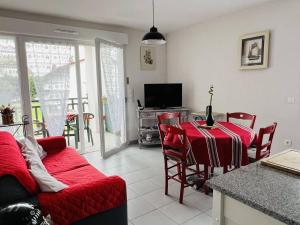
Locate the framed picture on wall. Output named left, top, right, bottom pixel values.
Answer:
left=140, top=46, right=156, bottom=70
left=240, top=30, right=270, bottom=70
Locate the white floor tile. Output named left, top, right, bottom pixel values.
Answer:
left=184, top=192, right=212, bottom=212
left=139, top=167, right=163, bottom=177
left=205, top=209, right=212, bottom=217
left=128, top=196, right=156, bottom=220
left=168, top=182, right=197, bottom=197
left=159, top=201, right=201, bottom=224
left=143, top=188, right=176, bottom=208
left=122, top=168, right=157, bottom=185
left=182, top=213, right=213, bottom=225
left=146, top=174, right=175, bottom=188
left=84, top=145, right=214, bottom=225
left=132, top=210, right=177, bottom=225
left=129, top=179, right=161, bottom=195
left=127, top=187, right=139, bottom=200
left=102, top=164, right=141, bottom=176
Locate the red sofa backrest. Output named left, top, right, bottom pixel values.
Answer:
left=0, top=131, right=38, bottom=194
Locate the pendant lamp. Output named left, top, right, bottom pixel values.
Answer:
left=142, top=0, right=166, bottom=45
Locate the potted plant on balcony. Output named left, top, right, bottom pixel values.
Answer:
left=0, top=104, right=15, bottom=125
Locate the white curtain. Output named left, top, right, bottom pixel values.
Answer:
left=26, top=41, right=73, bottom=136
left=0, top=36, right=22, bottom=122
left=100, top=42, right=125, bottom=146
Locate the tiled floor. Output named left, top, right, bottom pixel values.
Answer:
left=83, top=145, right=213, bottom=225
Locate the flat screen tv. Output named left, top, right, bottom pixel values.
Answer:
left=144, top=83, right=182, bottom=108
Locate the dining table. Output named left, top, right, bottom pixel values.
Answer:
left=179, top=120, right=256, bottom=172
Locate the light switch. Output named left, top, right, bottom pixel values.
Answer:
left=287, top=96, right=295, bottom=104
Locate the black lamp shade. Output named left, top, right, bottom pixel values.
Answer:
left=142, top=26, right=166, bottom=45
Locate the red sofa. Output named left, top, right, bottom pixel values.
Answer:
left=0, top=131, right=127, bottom=225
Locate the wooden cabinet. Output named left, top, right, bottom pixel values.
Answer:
left=212, top=191, right=286, bottom=225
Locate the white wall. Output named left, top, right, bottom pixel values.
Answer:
left=0, top=16, right=128, bottom=45
left=167, top=0, right=300, bottom=153
left=125, top=29, right=167, bottom=140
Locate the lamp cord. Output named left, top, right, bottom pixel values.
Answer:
left=152, top=0, right=155, bottom=27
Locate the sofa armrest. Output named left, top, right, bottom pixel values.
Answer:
left=38, top=176, right=126, bottom=225
left=37, top=136, right=67, bottom=153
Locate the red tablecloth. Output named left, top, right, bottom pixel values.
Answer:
left=179, top=121, right=256, bottom=167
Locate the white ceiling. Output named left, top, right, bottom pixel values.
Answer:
left=0, top=0, right=276, bottom=33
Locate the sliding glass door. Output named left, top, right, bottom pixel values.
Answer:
left=95, top=39, right=127, bottom=158
left=0, top=34, right=127, bottom=157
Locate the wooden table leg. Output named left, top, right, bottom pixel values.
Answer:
left=211, top=167, right=214, bottom=176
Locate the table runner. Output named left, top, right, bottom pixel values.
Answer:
left=179, top=121, right=256, bottom=167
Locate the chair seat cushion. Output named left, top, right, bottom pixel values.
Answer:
left=164, top=149, right=185, bottom=161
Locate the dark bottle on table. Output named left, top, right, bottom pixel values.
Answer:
left=206, top=105, right=214, bottom=126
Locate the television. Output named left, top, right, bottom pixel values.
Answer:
left=144, top=83, right=182, bottom=108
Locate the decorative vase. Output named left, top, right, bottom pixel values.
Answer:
left=2, top=113, right=14, bottom=125
left=206, top=105, right=214, bottom=126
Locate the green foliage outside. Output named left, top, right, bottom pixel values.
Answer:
left=28, top=75, right=42, bottom=128
left=29, top=75, right=37, bottom=100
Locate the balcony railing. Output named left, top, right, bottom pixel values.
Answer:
left=31, top=97, right=89, bottom=123
left=31, top=97, right=89, bottom=137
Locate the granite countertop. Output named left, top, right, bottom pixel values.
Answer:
left=208, top=163, right=300, bottom=225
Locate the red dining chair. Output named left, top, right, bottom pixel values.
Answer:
left=158, top=113, right=185, bottom=203
left=157, top=112, right=182, bottom=180
left=248, top=122, right=277, bottom=162
left=227, top=112, right=256, bottom=129
left=159, top=124, right=200, bottom=204
left=157, top=112, right=182, bottom=174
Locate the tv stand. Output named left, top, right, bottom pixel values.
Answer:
left=137, top=107, right=191, bottom=147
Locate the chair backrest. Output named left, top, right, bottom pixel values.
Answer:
left=157, top=112, right=182, bottom=147
left=255, top=122, right=277, bottom=160
left=83, top=113, right=94, bottom=121
left=159, top=124, right=188, bottom=156
left=227, top=112, right=256, bottom=129
left=157, top=112, right=181, bottom=126
left=83, top=113, right=94, bottom=128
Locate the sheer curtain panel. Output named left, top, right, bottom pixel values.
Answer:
left=25, top=41, right=74, bottom=136
left=0, top=36, right=22, bottom=122
left=100, top=42, right=126, bottom=147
